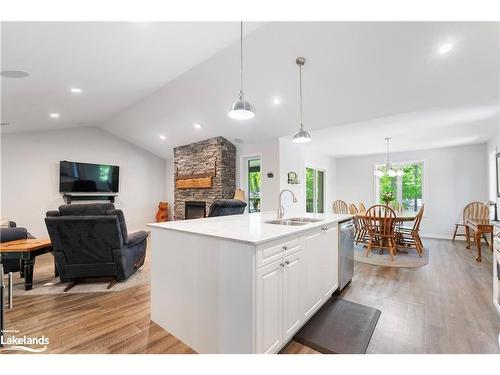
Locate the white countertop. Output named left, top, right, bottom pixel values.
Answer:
left=147, top=211, right=352, bottom=245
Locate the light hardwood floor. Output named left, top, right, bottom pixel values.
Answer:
left=3, top=238, right=499, bottom=354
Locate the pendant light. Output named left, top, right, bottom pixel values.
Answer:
left=292, top=57, right=311, bottom=143
left=228, top=21, right=255, bottom=120
left=374, top=137, right=404, bottom=177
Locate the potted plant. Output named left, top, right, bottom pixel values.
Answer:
left=381, top=191, right=395, bottom=206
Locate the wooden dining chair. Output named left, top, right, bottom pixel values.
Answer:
left=332, top=200, right=349, bottom=214
left=452, top=202, right=490, bottom=245
left=359, top=202, right=367, bottom=214
left=350, top=203, right=367, bottom=244
left=364, top=205, right=397, bottom=261
left=396, top=205, right=425, bottom=257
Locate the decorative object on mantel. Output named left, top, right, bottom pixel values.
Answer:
left=175, top=164, right=216, bottom=189
left=287, top=171, right=299, bottom=184
left=374, top=137, right=404, bottom=177
left=233, top=189, right=246, bottom=202
left=155, top=202, right=169, bottom=222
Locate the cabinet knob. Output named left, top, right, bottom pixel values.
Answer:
left=280, top=263, right=285, bottom=267
left=285, top=260, right=290, bottom=265
left=282, top=245, right=288, bottom=250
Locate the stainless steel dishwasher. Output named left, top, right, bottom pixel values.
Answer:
left=339, top=219, right=355, bottom=291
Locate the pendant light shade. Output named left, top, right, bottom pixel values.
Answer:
left=293, top=126, right=312, bottom=143
left=292, top=57, right=311, bottom=143
left=228, top=93, right=255, bottom=120
left=228, top=22, right=255, bottom=120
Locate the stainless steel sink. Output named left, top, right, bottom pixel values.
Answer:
left=264, top=217, right=323, bottom=226
left=287, top=217, right=323, bottom=223
left=264, top=219, right=308, bottom=226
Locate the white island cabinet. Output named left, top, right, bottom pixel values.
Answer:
left=148, top=212, right=349, bottom=354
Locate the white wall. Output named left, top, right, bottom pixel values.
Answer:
left=335, top=143, right=488, bottom=238
left=1, top=127, right=166, bottom=237
left=278, top=137, right=337, bottom=216
left=235, top=138, right=280, bottom=212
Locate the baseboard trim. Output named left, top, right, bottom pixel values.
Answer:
left=420, top=233, right=453, bottom=240
left=421, top=233, right=490, bottom=243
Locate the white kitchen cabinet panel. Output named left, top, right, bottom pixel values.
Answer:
left=301, top=230, right=324, bottom=319
left=323, top=226, right=339, bottom=297
left=256, top=259, right=283, bottom=354
left=283, top=251, right=303, bottom=341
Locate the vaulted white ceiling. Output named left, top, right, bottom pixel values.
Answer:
left=2, top=22, right=499, bottom=158
left=1, top=21, right=264, bottom=131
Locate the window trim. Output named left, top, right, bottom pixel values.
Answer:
left=304, top=162, right=326, bottom=214
left=373, top=159, right=427, bottom=211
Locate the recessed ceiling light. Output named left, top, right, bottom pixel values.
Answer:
left=272, top=97, right=281, bottom=105
left=438, top=43, right=453, bottom=55
left=70, top=87, right=82, bottom=94
left=50, top=113, right=60, bottom=118
left=159, top=135, right=166, bottom=141
left=194, top=123, right=202, bottom=129
left=1, top=70, right=29, bottom=78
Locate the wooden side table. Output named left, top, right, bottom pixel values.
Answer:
left=465, top=218, right=493, bottom=262
left=0, top=239, right=53, bottom=290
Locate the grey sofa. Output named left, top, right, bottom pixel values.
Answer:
left=207, top=199, right=247, bottom=217
left=45, top=203, right=148, bottom=284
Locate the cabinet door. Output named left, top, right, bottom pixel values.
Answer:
left=322, top=226, right=339, bottom=297
left=256, top=259, right=283, bottom=353
left=283, top=251, right=303, bottom=341
left=301, top=230, right=324, bottom=318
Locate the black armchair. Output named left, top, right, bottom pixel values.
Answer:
left=45, top=203, right=148, bottom=286
left=207, top=199, right=247, bottom=217
left=0, top=222, right=29, bottom=273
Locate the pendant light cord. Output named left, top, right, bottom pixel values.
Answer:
left=299, top=64, right=303, bottom=129
left=240, top=21, right=244, bottom=98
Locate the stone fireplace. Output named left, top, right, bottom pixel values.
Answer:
left=174, top=137, right=236, bottom=220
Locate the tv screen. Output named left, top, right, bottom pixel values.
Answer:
left=59, top=161, right=119, bottom=193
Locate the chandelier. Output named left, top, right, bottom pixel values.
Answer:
left=374, top=137, right=404, bottom=177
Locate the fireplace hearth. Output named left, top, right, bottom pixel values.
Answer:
left=185, top=201, right=206, bottom=220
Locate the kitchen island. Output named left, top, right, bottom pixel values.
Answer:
left=147, top=211, right=351, bottom=353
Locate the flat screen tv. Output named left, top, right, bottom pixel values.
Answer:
left=59, top=161, right=119, bottom=193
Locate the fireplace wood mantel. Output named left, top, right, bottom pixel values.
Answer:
left=175, top=176, right=213, bottom=189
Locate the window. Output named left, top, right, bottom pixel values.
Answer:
left=247, top=158, right=261, bottom=213
left=375, top=161, right=424, bottom=212
left=306, top=167, right=325, bottom=213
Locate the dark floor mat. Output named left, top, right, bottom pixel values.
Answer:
left=294, top=297, right=381, bottom=354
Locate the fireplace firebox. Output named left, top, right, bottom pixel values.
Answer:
left=185, top=201, right=206, bottom=220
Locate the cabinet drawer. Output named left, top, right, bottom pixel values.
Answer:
left=256, top=237, right=300, bottom=268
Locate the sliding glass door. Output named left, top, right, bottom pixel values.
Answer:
left=306, top=167, right=325, bottom=213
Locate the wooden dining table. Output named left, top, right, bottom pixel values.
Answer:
left=356, top=211, right=418, bottom=254
left=465, top=218, right=493, bottom=262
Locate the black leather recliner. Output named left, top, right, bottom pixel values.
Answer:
left=207, top=199, right=247, bottom=217
left=0, top=221, right=29, bottom=273
left=45, top=203, right=148, bottom=283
